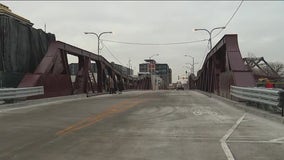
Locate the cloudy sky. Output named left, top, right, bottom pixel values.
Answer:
left=1, top=1, right=284, bottom=82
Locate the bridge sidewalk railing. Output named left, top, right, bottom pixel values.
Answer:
left=230, top=85, right=284, bottom=117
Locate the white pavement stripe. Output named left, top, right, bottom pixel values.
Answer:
left=227, top=140, right=284, bottom=144
left=221, top=142, right=235, bottom=160
left=269, top=137, right=284, bottom=142
left=220, top=113, right=246, bottom=160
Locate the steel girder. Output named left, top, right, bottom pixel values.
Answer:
left=243, top=57, right=280, bottom=80
left=191, top=34, right=255, bottom=98
left=18, top=41, right=150, bottom=98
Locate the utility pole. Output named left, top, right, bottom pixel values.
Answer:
left=184, top=54, right=198, bottom=75
left=128, top=58, right=131, bottom=76
left=84, top=31, right=112, bottom=93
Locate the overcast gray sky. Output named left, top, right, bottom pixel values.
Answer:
left=2, top=1, right=284, bottom=82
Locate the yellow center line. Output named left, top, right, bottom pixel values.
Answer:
left=56, top=99, right=145, bottom=136
left=55, top=100, right=129, bottom=135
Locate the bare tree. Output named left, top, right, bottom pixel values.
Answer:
left=267, top=62, right=284, bottom=77
left=243, top=54, right=282, bottom=78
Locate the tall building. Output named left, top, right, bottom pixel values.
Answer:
left=139, top=63, right=148, bottom=73
left=156, top=63, right=172, bottom=89
left=139, top=60, right=172, bottom=89
left=139, top=59, right=156, bottom=74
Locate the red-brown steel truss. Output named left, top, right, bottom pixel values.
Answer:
left=18, top=41, right=152, bottom=98
left=190, top=34, right=256, bottom=98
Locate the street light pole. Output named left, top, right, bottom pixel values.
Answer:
left=193, top=27, right=225, bottom=49
left=84, top=31, right=112, bottom=93
left=184, top=54, right=197, bottom=75
left=84, top=31, right=112, bottom=56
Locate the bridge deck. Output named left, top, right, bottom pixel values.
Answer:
left=0, top=90, right=283, bottom=160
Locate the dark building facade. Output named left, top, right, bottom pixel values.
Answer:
left=111, top=62, right=133, bottom=76
left=156, top=64, right=172, bottom=89
left=139, top=63, right=148, bottom=73
left=69, top=63, right=97, bottom=75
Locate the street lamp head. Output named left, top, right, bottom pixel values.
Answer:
left=101, top=31, right=112, bottom=35
left=193, top=28, right=204, bottom=32
left=84, top=32, right=97, bottom=36
left=212, top=26, right=226, bottom=32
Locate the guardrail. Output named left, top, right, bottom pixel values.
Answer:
left=0, top=86, right=44, bottom=102
left=230, top=86, right=284, bottom=117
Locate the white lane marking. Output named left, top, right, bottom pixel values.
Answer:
left=269, top=137, right=284, bottom=142
left=221, top=141, right=235, bottom=160
left=220, top=113, right=246, bottom=160
left=227, top=140, right=284, bottom=144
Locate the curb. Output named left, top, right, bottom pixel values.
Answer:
left=0, top=90, right=152, bottom=111
left=0, top=94, right=88, bottom=110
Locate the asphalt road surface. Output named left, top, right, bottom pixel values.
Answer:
left=0, top=90, right=283, bottom=160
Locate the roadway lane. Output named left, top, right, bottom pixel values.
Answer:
left=0, top=90, right=283, bottom=160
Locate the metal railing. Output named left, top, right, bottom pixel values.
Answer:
left=230, top=86, right=284, bottom=117
left=0, top=86, right=44, bottom=101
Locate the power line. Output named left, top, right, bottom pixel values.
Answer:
left=196, top=1, right=244, bottom=73
left=102, top=1, right=244, bottom=47
left=212, top=0, right=244, bottom=39
left=101, top=42, right=123, bottom=65
left=101, top=39, right=208, bottom=46
left=197, top=40, right=210, bottom=72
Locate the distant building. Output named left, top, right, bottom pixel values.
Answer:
left=69, top=63, right=97, bottom=75
left=139, top=60, right=172, bottom=89
left=156, top=63, right=172, bottom=89
left=139, top=63, right=148, bottom=73
left=111, top=62, right=133, bottom=76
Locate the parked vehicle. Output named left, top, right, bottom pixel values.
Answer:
left=176, top=82, right=184, bottom=90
